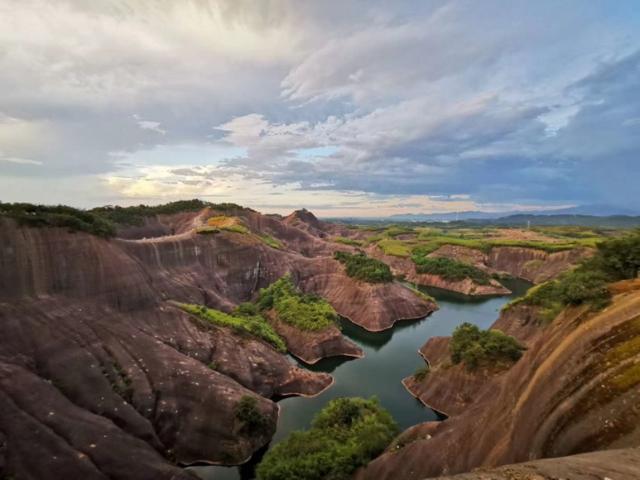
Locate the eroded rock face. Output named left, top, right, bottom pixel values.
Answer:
left=357, top=285, right=640, bottom=480
left=433, top=448, right=640, bottom=480
left=268, top=316, right=363, bottom=365
left=367, top=247, right=510, bottom=297
left=430, top=244, right=593, bottom=284
left=0, top=208, right=434, bottom=479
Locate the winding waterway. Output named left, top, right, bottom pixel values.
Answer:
left=191, top=278, right=531, bottom=480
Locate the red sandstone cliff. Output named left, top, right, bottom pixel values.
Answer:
left=0, top=207, right=435, bottom=479
left=357, top=282, right=640, bottom=480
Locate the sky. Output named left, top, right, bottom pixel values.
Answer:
left=0, top=0, right=639, bottom=217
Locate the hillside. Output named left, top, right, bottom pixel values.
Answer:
left=0, top=202, right=435, bottom=479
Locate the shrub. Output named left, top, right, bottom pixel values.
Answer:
left=333, top=236, right=364, bottom=247
left=595, top=230, right=640, bottom=280
left=256, top=397, right=398, bottom=480
left=259, top=234, right=283, bottom=249
left=91, top=199, right=211, bottom=225
left=236, top=395, right=270, bottom=434
left=0, top=202, right=116, bottom=237
left=333, top=251, right=393, bottom=283
left=503, top=232, right=640, bottom=322
left=413, top=364, right=430, bottom=381
left=257, top=276, right=338, bottom=331
left=450, top=323, right=524, bottom=370
left=411, top=255, right=490, bottom=284
left=176, top=302, right=286, bottom=352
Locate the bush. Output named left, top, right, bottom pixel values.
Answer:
left=411, top=255, right=490, bottom=284
left=450, top=323, right=524, bottom=370
left=91, top=199, right=211, bottom=225
left=256, top=276, right=338, bottom=331
left=176, top=302, right=286, bottom=352
left=504, top=233, right=640, bottom=321
left=256, top=397, right=398, bottom=480
left=413, top=364, right=430, bottom=381
left=595, top=230, right=640, bottom=280
left=0, top=202, right=116, bottom=237
left=333, top=251, right=393, bottom=283
left=333, top=236, right=364, bottom=247
left=236, top=395, right=270, bottom=434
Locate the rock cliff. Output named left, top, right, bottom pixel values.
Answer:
left=357, top=281, right=640, bottom=480
left=0, top=207, right=434, bottom=480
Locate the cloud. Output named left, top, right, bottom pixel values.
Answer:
left=1, top=1, right=639, bottom=212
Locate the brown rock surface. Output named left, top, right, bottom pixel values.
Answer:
left=358, top=286, right=640, bottom=480
left=432, top=447, right=640, bottom=480
left=268, top=315, right=364, bottom=365
left=0, top=207, right=434, bottom=479
left=368, top=247, right=510, bottom=297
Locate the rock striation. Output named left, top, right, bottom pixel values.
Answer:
left=0, top=206, right=434, bottom=479
left=357, top=282, right=640, bottom=480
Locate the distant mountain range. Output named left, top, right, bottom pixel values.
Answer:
left=326, top=205, right=640, bottom=228
left=385, top=205, right=640, bottom=222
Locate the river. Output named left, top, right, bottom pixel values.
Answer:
left=190, top=278, right=532, bottom=479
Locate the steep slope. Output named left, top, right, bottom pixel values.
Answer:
left=357, top=282, right=640, bottom=480
left=0, top=206, right=434, bottom=479
left=433, top=447, right=640, bottom=480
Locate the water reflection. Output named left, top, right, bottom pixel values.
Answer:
left=191, top=277, right=532, bottom=480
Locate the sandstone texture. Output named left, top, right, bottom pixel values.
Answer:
left=0, top=207, right=434, bottom=479
left=357, top=282, right=640, bottom=480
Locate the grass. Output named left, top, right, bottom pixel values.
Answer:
left=413, top=364, right=430, bottom=381
left=334, top=251, right=393, bottom=283
left=259, top=234, right=283, bottom=249
left=205, top=215, right=249, bottom=234
left=332, top=236, right=364, bottom=247
left=257, top=276, right=338, bottom=331
left=377, top=238, right=412, bottom=257
left=411, top=255, right=491, bottom=284
left=175, top=302, right=286, bottom=352
left=450, top=322, right=525, bottom=370
left=403, top=283, right=436, bottom=303
left=256, top=397, right=398, bottom=480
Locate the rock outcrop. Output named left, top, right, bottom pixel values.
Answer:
left=367, top=243, right=592, bottom=297
left=433, top=447, right=640, bottom=480
left=0, top=207, right=434, bottom=479
left=430, top=244, right=593, bottom=284
left=357, top=282, right=640, bottom=480
left=368, top=248, right=510, bottom=297
left=268, top=316, right=363, bottom=365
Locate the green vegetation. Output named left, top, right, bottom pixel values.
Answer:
left=259, top=233, right=283, bottom=249
left=0, top=202, right=116, bottom=237
left=506, top=231, right=640, bottom=322
left=332, top=236, right=364, bottom=247
left=92, top=199, right=245, bottom=225
left=413, top=364, right=430, bottom=381
left=175, top=302, right=286, bottom=352
left=256, top=397, right=398, bottom=480
left=236, top=395, right=270, bottom=435
left=195, top=225, right=220, bottom=234
left=450, top=323, right=525, bottom=370
left=256, top=276, right=338, bottom=331
left=411, top=255, right=490, bottom=284
left=334, top=251, right=393, bottom=283
left=377, top=238, right=412, bottom=257
left=403, top=283, right=436, bottom=303
left=91, top=199, right=211, bottom=225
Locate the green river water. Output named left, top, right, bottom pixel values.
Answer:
left=191, top=278, right=531, bottom=479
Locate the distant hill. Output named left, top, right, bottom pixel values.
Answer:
left=383, top=204, right=640, bottom=222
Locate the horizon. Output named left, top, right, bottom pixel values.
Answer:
left=1, top=1, right=639, bottom=217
